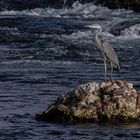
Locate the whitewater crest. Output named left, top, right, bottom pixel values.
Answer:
left=0, top=1, right=139, bottom=40
left=118, top=24, right=140, bottom=39
left=0, top=1, right=111, bottom=18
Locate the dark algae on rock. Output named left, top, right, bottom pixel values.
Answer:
left=36, top=80, right=140, bottom=123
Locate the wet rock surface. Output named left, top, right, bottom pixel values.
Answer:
left=36, top=80, right=140, bottom=123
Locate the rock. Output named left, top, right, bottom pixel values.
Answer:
left=36, top=80, right=140, bottom=123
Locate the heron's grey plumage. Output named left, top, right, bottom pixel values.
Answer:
left=102, top=42, right=120, bottom=69
left=86, top=24, right=120, bottom=81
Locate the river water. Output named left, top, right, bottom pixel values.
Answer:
left=0, top=1, right=140, bottom=140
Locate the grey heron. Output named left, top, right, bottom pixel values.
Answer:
left=86, top=24, right=120, bottom=81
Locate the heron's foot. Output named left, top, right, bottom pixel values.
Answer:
left=110, top=76, right=113, bottom=82
left=103, top=80, right=109, bottom=91
left=104, top=78, right=108, bottom=83
left=104, top=77, right=107, bottom=82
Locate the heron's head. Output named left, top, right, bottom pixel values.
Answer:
left=85, top=24, right=102, bottom=30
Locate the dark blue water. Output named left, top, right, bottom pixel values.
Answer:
left=0, top=2, right=140, bottom=140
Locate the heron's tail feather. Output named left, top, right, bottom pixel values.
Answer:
left=117, top=63, right=121, bottom=71
left=113, top=63, right=120, bottom=71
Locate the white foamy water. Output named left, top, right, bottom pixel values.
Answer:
left=118, top=24, right=140, bottom=39
left=61, top=30, right=115, bottom=45
left=0, top=1, right=113, bottom=18
left=60, top=27, right=140, bottom=47
left=62, top=30, right=93, bottom=40
left=0, top=1, right=139, bottom=40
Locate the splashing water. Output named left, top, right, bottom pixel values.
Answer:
left=118, top=24, right=140, bottom=39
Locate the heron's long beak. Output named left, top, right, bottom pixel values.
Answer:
left=85, top=25, right=97, bottom=29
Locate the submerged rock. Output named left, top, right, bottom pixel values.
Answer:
left=36, top=80, right=140, bottom=123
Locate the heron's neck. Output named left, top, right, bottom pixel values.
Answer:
left=95, top=28, right=102, bottom=47
left=96, top=27, right=102, bottom=35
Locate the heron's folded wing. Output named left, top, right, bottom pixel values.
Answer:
left=103, top=42, right=120, bottom=68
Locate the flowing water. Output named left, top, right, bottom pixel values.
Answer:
left=0, top=1, right=140, bottom=139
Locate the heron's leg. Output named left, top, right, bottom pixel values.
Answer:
left=104, top=59, right=107, bottom=82
left=110, top=62, right=113, bottom=82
